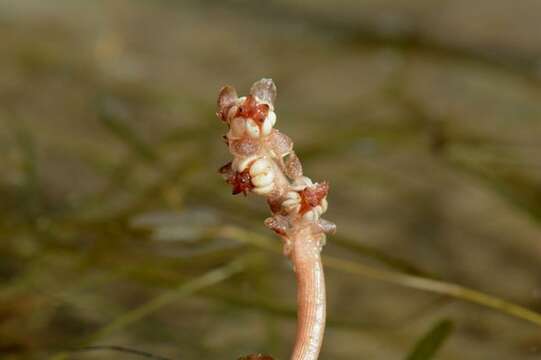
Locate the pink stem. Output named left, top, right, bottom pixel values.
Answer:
left=290, top=228, right=326, bottom=360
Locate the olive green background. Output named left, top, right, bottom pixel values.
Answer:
left=1, top=1, right=541, bottom=359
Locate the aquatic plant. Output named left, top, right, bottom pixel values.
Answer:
left=217, top=79, right=336, bottom=360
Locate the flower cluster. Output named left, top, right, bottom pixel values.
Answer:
left=217, top=79, right=335, bottom=256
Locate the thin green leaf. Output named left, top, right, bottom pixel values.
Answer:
left=48, top=257, right=248, bottom=360
left=223, top=226, right=541, bottom=328
left=405, top=319, right=454, bottom=360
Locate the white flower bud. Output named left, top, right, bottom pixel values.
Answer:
left=268, top=111, right=276, bottom=126
left=303, top=209, right=318, bottom=222
left=261, top=111, right=276, bottom=136
left=291, top=176, right=313, bottom=191
left=282, top=191, right=301, bottom=213
left=320, top=198, right=328, bottom=213
left=249, top=158, right=272, bottom=177
left=246, top=118, right=260, bottom=138
left=252, top=171, right=274, bottom=187
left=232, top=154, right=259, bottom=172
left=252, top=183, right=274, bottom=195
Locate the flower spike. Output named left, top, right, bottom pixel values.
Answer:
left=217, top=79, right=335, bottom=360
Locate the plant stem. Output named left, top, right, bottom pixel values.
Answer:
left=290, top=227, right=326, bottom=360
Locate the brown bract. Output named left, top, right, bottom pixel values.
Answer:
left=299, top=182, right=329, bottom=215
left=229, top=137, right=261, bottom=157
left=266, top=130, right=293, bottom=158
left=216, top=85, right=238, bottom=121
left=219, top=162, right=254, bottom=195
left=237, top=95, right=269, bottom=124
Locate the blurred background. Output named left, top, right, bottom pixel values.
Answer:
left=1, top=0, right=541, bottom=359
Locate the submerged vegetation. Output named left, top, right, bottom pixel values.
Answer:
left=1, top=1, right=541, bottom=359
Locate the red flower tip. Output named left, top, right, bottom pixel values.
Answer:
left=237, top=95, right=269, bottom=124
left=299, top=181, right=329, bottom=215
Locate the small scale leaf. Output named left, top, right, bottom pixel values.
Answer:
left=405, top=319, right=454, bottom=360
left=217, top=85, right=238, bottom=109
left=250, top=78, right=276, bottom=104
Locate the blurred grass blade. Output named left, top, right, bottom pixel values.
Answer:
left=405, top=319, right=454, bottom=360
left=49, top=258, right=247, bottom=360
left=332, top=234, right=434, bottom=277
left=90, top=259, right=245, bottom=341
left=198, top=185, right=433, bottom=277
left=446, top=153, right=541, bottom=223
left=323, top=256, right=541, bottom=327
left=209, top=287, right=377, bottom=331
left=222, top=226, right=541, bottom=327
left=97, top=96, right=159, bottom=164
